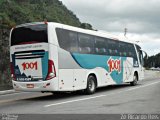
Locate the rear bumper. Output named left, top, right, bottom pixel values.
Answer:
left=12, top=78, right=58, bottom=92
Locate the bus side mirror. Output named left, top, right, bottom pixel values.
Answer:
left=140, top=49, right=148, bottom=59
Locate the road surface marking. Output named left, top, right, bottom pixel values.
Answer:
left=44, top=95, right=106, bottom=107
left=128, top=80, right=160, bottom=91
left=44, top=80, right=160, bottom=107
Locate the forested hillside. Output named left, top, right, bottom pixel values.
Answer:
left=144, top=53, right=160, bottom=68
left=0, top=0, right=159, bottom=90
left=0, top=0, right=92, bottom=90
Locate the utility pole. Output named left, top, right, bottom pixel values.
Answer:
left=124, top=28, right=127, bottom=37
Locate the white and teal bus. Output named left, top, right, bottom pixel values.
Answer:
left=10, top=22, right=144, bottom=94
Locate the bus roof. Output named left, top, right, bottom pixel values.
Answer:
left=51, top=22, right=137, bottom=45
left=15, top=22, right=136, bottom=44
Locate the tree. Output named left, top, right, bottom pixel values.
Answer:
left=80, top=23, right=93, bottom=30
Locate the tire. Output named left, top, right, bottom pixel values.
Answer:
left=85, top=75, right=96, bottom=94
left=130, top=74, right=138, bottom=86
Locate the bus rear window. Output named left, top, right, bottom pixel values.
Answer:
left=11, top=24, right=48, bottom=46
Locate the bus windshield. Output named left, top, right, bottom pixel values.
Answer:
left=11, top=24, right=48, bottom=46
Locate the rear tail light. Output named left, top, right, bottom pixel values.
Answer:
left=45, top=60, right=56, bottom=80
left=44, top=21, right=48, bottom=24
left=10, top=62, right=16, bottom=80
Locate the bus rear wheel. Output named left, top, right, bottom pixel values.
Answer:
left=130, top=74, right=138, bottom=86
left=85, top=75, right=96, bottom=94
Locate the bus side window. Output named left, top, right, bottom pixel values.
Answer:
left=108, top=40, right=113, bottom=56
left=56, top=28, right=78, bottom=53
left=108, top=39, right=119, bottom=56
left=68, top=32, right=78, bottom=53
left=109, top=49, right=112, bottom=55
left=56, top=28, right=70, bottom=51
left=78, top=33, right=94, bottom=54
left=119, top=41, right=128, bottom=57
left=94, top=37, right=107, bottom=55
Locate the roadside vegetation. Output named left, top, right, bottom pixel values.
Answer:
left=0, top=0, right=159, bottom=90
left=144, top=53, right=160, bottom=69
left=0, top=0, right=92, bottom=90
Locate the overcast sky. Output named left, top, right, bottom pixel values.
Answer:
left=60, top=0, right=160, bottom=56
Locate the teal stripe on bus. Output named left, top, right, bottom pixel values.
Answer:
left=71, top=53, right=127, bottom=84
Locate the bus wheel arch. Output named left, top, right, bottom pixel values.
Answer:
left=85, top=73, right=97, bottom=94
left=88, top=73, right=98, bottom=87
left=130, top=71, right=138, bottom=86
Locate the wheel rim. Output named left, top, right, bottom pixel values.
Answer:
left=88, top=79, right=95, bottom=92
left=133, top=75, right=137, bottom=84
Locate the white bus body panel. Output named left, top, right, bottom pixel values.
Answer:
left=10, top=23, right=60, bottom=92
left=10, top=22, right=144, bottom=92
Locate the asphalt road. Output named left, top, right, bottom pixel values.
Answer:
left=0, top=70, right=160, bottom=114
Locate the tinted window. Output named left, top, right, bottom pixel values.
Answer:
left=127, top=43, right=137, bottom=59
left=69, top=32, right=78, bottom=52
left=119, top=41, right=128, bottom=57
left=78, top=33, right=94, bottom=54
left=11, top=24, right=47, bottom=46
left=56, top=28, right=139, bottom=61
left=56, top=28, right=78, bottom=52
left=95, top=37, right=108, bottom=55
left=119, top=41, right=138, bottom=66
left=136, top=45, right=142, bottom=65
left=108, top=39, right=119, bottom=56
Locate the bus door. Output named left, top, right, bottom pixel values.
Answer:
left=136, top=46, right=144, bottom=79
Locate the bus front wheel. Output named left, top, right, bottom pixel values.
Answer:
left=85, top=75, right=96, bottom=94
left=130, top=74, right=138, bottom=86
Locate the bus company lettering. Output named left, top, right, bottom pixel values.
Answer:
left=22, top=62, right=38, bottom=70
left=107, top=58, right=121, bottom=73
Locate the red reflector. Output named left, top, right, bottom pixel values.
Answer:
left=10, top=62, right=16, bottom=80
left=46, top=83, right=50, bottom=86
left=44, top=21, right=48, bottom=24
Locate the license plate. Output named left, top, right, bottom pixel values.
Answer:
left=26, top=84, right=34, bottom=88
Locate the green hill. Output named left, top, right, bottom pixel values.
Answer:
left=0, top=0, right=83, bottom=27
left=144, top=53, right=160, bottom=68
left=0, top=0, right=92, bottom=90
